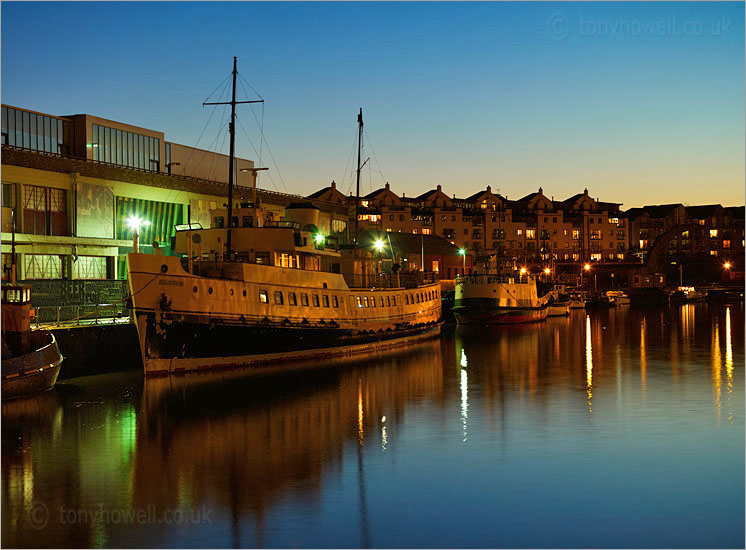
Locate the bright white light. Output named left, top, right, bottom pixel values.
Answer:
left=460, top=348, right=468, bottom=368
left=314, top=233, right=325, bottom=245
left=126, top=216, right=150, bottom=232
left=374, top=239, right=385, bottom=252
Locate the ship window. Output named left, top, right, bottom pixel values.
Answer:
left=243, top=289, right=247, bottom=297
left=416, top=294, right=420, bottom=303
left=392, top=296, right=396, bottom=306
left=322, top=295, right=329, bottom=307
left=371, top=296, right=376, bottom=308
left=259, top=290, right=268, bottom=303
left=312, top=294, right=320, bottom=307
left=301, top=293, right=309, bottom=306
left=193, top=286, right=198, bottom=293
left=208, top=287, right=213, bottom=295
left=230, top=288, right=234, bottom=296
left=379, top=297, right=384, bottom=307
left=405, top=295, right=409, bottom=305
left=274, top=291, right=283, bottom=305
left=288, top=292, right=297, bottom=306
left=356, top=296, right=363, bottom=308
left=332, top=295, right=339, bottom=308
left=386, top=296, right=390, bottom=307
left=363, top=296, right=369, bottom=308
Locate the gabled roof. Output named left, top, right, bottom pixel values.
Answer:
left=415, top=188, right=440, bottom=201
left=643, top=203, right=683, bottom=219
left=726, top=206, right=745, bottom=220
left=307, top=186, right=332, bottom=199
left=624, top=207, right=646, bottom=221
left=685, top=204, right=722, bottom=219
left=517, top=191, right=541, bottom=203
left=562, top=193, right=586, bottom=204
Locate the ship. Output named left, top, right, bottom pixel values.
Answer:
left=452, top=272, right=550, bottom=325
left=127, top=59, right=442, bottom=376
left=2, top=254, right=63, bottom=399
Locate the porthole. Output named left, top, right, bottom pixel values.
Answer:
left=230, top=288, right=234, bottom=296
left=243, top=289, right=247, bottom=297
left=208, top=287, right=213, bottom=295
left=193, top=286, right=198, bottom=293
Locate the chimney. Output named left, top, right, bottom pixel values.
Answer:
left=331, top=180, right=336, bottom=190
left=487, top=185, right=491, bottom=193
left=402, top=192, right=405, bottom=198
left=385, top=182, right=390, bottom=190
left=584, top=188, right=589, bottom=195
left=437, top=184, right=442, bottom=192
left=538, top=187, right=543, bottom=195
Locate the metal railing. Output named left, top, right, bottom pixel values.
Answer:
left=33, top=303, right=131, bottom=327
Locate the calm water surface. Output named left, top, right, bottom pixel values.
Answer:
left=2, top=304, right=744, bottom=548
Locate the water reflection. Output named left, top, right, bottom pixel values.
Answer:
left=585, top=315, right=593, bottom=415
left=2, top=305, right=744, bottom=549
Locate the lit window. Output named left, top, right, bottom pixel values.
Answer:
left=322, top=295, right=330, bottom=307
left=591, top=253, right=602, bottom=261
left=259, top=290, right=268, bottom=303
left=723, top=240, right=731, bottom=249
left=710, top=229, right=718, bottom=238
left=274, top=291, right=283, bottom=305
left=288, top=292, right=297, bottom=306
left=301, top=293, right=309, bottom=306
left=332, top=295, right=339, bottom=308
left=710, top=250, right=718, bottom=256
left=312, top=294, right=320, bottom=307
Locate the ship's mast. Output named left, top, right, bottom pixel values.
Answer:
left=354, top=108, right=363, bottom=247
left=203, top=57, right=263, bottom=259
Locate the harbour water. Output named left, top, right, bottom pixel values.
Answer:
left=2, top=303, right=744, bottom=548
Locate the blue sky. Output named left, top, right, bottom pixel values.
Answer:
left=2, top=2, right=743, bottom=207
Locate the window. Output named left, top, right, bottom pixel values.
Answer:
left=371, top=296, right=376, bottom=307
left=405, top=295, right=409, bottom=305
left=399, top=215, right=404, bottom=221
left=311, top=294, right=319, bottom=307
left=301, top=293, right=309, bottom=306
left=259, top=290, right=268, bottom=303
left=322, top=295, right=330, bottom=307
left=572, top=229, right=580, bottom=240
left=598, top=218, right=603, bottom=224
left=274, top=291, right=284, bottom=305
left=91, top=124, right=159, bottom=171
left=416, top=294, right=420, bottom=304
left=516, top=229, right=523, bottom=236
left=591, top=253, right=602, bottom=261
left=589, top=218, right=594, bottom=224
left=710, top=229, right=718, bottom=238
left=609, top=230, right=614, bottom=237
left=22, top=185, right=67, bottom=236
left=723, top=240, right=731, bottom=249
left=379, top=297, right=384, bottom=307
left=553, top=217, right=557, bottom=223
left=1, top=106, right=70, bottom=155
left=386, top=296, right=391, bottom=306
left=73, top=256, right=107, bottom=279
left=389, top=215, right=394, bottom=221
left=356, top=296, right=362, bottom=308
left=24, top=254, right=64, bottom=279
left=710, top=250, right=718, bottom=256
left=288, top=292, right=297, bottom=306
left=363, top=296, right=369, bottom=307
left=332, top=295, right=339, bottom=308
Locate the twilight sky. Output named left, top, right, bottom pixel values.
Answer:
left=2, top=1, right=743, bottom=208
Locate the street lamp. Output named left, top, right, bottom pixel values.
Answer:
left=458, top=248, right=467, bottom=275
left=314, top=233, right=325, bottom=247
left=724, top=261, right=731, bottom=270
left=126, top=216, right=150, bottom=253
left=374, top=239, right=385, bottom=253
left=520, top=266, right=527, bottom=283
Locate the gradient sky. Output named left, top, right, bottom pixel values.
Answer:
left=2, top=2, right=743, bottom=208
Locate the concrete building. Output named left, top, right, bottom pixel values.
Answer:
left=1, top=104, right=347, bottom=283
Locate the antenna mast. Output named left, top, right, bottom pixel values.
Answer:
left=203, top=57, right=264, bottom=258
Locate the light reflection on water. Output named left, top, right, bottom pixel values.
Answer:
left=2, top=304, right=744, bottom=549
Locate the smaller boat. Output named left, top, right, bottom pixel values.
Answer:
left=547, top=298, right=571, bottom=317
left=585, top=292, right=615, bottom=308
left=605, top=290, right=630, bottom=305
left=671, top=286, right=707, bottom=303
left=568, top=291, right=586, bottom=309
left=453, top=272, right=550, bottom=325
left=2, top=284, right=63, bottom=399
